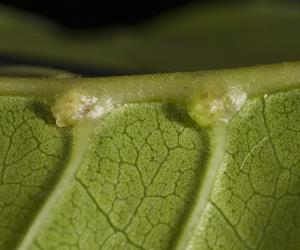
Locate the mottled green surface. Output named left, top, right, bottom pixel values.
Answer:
left=0, top=68, right=299, bottom=249
left=32, top=103, right=208, bottom=250
left=188, top=89, right=300, bottom=250
left=0, top=96, right=71, bottom=249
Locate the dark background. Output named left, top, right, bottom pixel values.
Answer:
left=1, top=0, right=297, bottom=29
left=0, top=0, right=218, bottom=29
left=0, top=0, right=213, bottom=74
left=0, top=0, right=298, bottom=75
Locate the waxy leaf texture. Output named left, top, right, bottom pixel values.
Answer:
left=0, top=88, right=299, bottom=250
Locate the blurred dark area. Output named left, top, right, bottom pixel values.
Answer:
left=0, top=0, right=206, bottom=75
left=1, top=0, right=300, bottom=76
left=0, top=0, right=216, bottom=29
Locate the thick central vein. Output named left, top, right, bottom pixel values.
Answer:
left=0, top=62, right=299, bottom=129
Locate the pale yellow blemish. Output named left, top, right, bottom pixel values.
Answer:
left=51, top=87, right=114, bottom=127
left=187, top=86, right=247, bottom=127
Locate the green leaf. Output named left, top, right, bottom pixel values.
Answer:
left=0, top=62, right=299, bottom=250
left=0, top=96, right=71, bottom=249
left=32, top=103, right=209, bottom=250
left=185, top=89, right=300, bottom=250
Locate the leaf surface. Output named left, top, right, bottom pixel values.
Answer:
left=186, top=89, right=300, bottom=250
left=0, top=96, right=71, bottom=249
left=0, top=64, right=299, bottom=250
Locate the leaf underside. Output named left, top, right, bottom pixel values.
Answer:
left=0, top=87, right=299, bottom=250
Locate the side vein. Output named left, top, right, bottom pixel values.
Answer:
left=173, top=122, right=227, bottom=250
left=15, top=122, right=94, bottom=250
